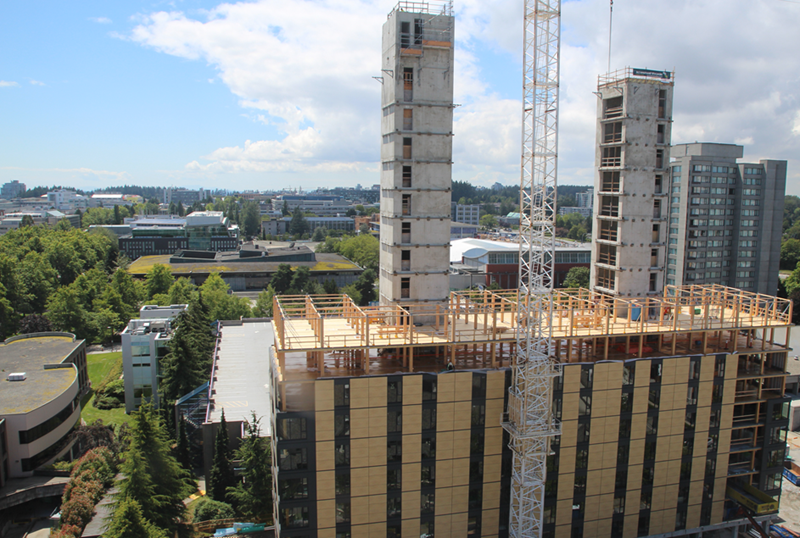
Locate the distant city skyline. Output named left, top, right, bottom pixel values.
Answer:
left=1, top=0, right=798, bottom=194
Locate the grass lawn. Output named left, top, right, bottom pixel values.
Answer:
left=80, top=351, right=129, bottom=427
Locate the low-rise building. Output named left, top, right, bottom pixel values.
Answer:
left=0, top=333, right=88, bottom=481
left=121, top=304, right=188, bottom=413
left=0, top=211, right=81, bottom=235
left=451, top=203, right=481, bottom=226
left=272, top=195, right=354, bottom=216
left=127, top=245, right=364, bottom=291
left=450, top=238, right=591, bottom=288
left=262, top=216, right=355, bottom=236
left=119, top=211, right=240, bottom=259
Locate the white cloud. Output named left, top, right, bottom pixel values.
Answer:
left=90, top=17, right=112, bottom=24
left=125, top=0, right=800, bottom=192
left=29, top=79, right=45, bottom=86
left=0, top=81, right=19, bottom=87
left=0, top=166, right=130, bottom=183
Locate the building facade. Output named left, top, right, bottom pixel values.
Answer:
left=121, top=304, right=188, bottom=413
left=270, top=286, right=791, bottom=538
left=378, top=3, right=454, bottom=306
left=1, top=180, right=25, bottom=200
left=0, top=333, right=88, bottom=478
left=452, top=203, right=481, bottom=226
left=590, top=68, right=674, bottom=297
left=667, top=143, right=786, bottom=296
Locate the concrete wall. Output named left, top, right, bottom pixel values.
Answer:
left=379, top=9, right=455, bottom=307
left=3, top=370, right=79, bottom=478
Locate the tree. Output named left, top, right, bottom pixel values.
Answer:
left=359, top=223, right=370, bottom=235
left=252, top=286, right=275, bottom=317
left=199, top=273, right=251, bottom=321
left=175, top=419, right=192, bottom=471
left=104, top=498, right=167, bottom=538
left=322, top=279, right=338, bottom=295
left=207, top=411, right=235, bottom=502
left=21, top=214, right=35, bottom=227
left=227, top=413, right=272, bottom=522
left=281, top=200, right=290, bottom=216
left=312, top=226, right=327, bottom=242
left=270, top=264, right=294, bottom=294
left=289, top=207, right=307, bottom=237
left=47, top=286, right=93, bottom=340
left=167, top=277, right=196, bottom=305
left=353, top=269, right=376, bottom=306
left=113, top=404, right=191, bottom=534
left=19, top=313, right=52, bottom=334
left=781, top=239, right=800, bottom=270
left=145, top=264, right=174, bottom=299
left=562, top=267, right=590, bottom=289
left=290, top=267, right=312, bottom=294
left=242, top=201, right=262, bottom=238
left=479, top=214, right=498, bottom=230
left=159, top=325, right=207, bottom=402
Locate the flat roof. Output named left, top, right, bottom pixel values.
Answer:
left=0, top=335, right=82, bottom=415
left=128, top=252, right=362, bottom=276
left=207, top=322, right=273, bottom=435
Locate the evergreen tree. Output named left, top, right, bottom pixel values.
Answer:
left=252, top=286, right=275, bottom=317
left=227, top=413, right=272, bottom=522
left=207, top=410, right=235, bottom=502
left=175, top=419, right=192, bottom=471
left=353, top=269, right=376, bottom=306
left=159, top=325, right=206, bottom=402
left=108, top=491, right=168, bottom=538
left=270, top=264, right=293, bottom=294
left=289, top=207, right=307, bottom=236
left=113, top=405, right=191, bottom=534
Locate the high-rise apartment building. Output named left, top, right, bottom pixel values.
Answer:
left=591, top=68, right=674, bottom=297
left=379, top=3, right=454, bottom=306
left=667, top=143, right=786, bottom=296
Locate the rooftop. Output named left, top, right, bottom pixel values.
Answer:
left=598, top=66, right=674, bottom=87
left=128, top=251, right=362, bottom=276
left=271, top=284, right=792, bottom=383
left=0, top=334, right=82, bottom=415
left=206, top=321, right=274, bottom=434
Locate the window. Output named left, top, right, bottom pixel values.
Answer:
left=402, top=166, right=412, bottom=188
left=619, top=418, right=632, bottom=439
left=402, top=194, right=411, bottom=215
left=336, top=473, right=350, bottom=495
left=420, top=520, right=434, bottom=537
left=470, top=460, right=483, bottom=483
left=401, top=222, right=411, bottom=243
left=422, top=463, right=436, bottom=487
left=604, top=96, right=623, bottom=118
left=403, top=108, right=413, bottom=130
left=388, top=410, right=402, bottom=433
left=656, top=149, right=664, bottom=169
left=421, top=436, right=436, bottom=459
left=335, top=443, right=350, bottom=467
left=576, top=448, right=588, bottom=469
left=623, top=363, right=635, bottom=385
left=421, top=492, right=435, bottom=515
left=387, top=439, right=402, bottom=462
left=600, top=195, right=619, bottom=217
left=387, top=497, right=401, bottom=519
left=652, top=223, right=660, bottom=243
left=649, top=273, right=657, bottom=292
left=580, top=366, right=593, bottom=389
left=579, top=395, right=591, bottom=416
left=403, top=67, right=413, bottom=101
left=334, top=382, right=350, bottom=406
left=471, top=403, right=486, bottom=426
left=599, top=219, right=618, bottom=241
left=577, top=422, right=590, bottom=443
left=387, top=468, right=401, bottom=490
left=279, top=447, right=308, bottom=471
left=602, top=171, right=621, bottom=192
left=646, top=416, right=658, bottom=436
left=401, top=277, right=410, bottom=299
left=282, top=506, right=310, bottom=529
left=280, top=478, right=309, bottom=500
left=620, top=393, right=633, bottom=413
left=422, top=407, right=437, bottom=430
left=334, top=414, right=350, bottom=437
left=658, top=90, right=667, bottom=118
left=278, top=417, right=307, bottom=440
left=613, top=494, right=625, bottom=515
left=402, top=137, right=412, bottom=159
left=598, top=244, right=617, bottom=266
left=657, top=124, right=665, bottom=144
left=602, top=146, right=622, bottom=167
left=336, top=502, right=351, bottom=524
left=401, top=249, right=410, bottom=271
left=604, top=122, right=622, bottom=143
left=596, top=268, right=615, bottom=290
left=388, top=379, right=402, bottom=403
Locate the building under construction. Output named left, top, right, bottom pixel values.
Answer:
left=270, top=284, right=792, bottom=537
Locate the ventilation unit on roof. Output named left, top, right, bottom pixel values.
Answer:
left=7, top=372, right=26, bottom=382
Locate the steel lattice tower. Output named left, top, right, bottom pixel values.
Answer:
left=502, top=1, right=561, bottom=537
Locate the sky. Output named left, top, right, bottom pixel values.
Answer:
left=1, top=0, right=799, bottom=194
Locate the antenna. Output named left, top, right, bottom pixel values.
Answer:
left=608, top=0, right=613, bottom=73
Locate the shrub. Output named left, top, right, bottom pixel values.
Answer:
left=94, top=378, right=125, bottom=409
left=52, top=524, right=83, bottom=538
left=70, top=446, right=117, bottom=486
left=193, top=497, right=235, bottom=522
left=60, top=493, right=95, bottom=528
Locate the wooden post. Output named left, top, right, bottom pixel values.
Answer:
left=409, top=346, right=414, bottom=373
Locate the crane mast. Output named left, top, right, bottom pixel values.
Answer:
left=502, top=1, right=561, bottom=537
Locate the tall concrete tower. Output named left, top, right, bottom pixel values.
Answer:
left=379, top=2, right=454, bottom=306
left=590, top=68, right=674, bottom=297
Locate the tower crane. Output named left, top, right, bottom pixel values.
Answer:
left=502, top=1, right=561, bottom=537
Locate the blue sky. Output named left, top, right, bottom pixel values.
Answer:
left=2, top=0, right=799, bottom=193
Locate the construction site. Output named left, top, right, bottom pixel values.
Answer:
left=268, top=0, right=793, bottom=537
